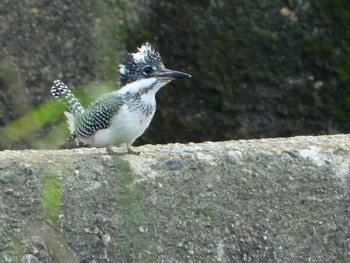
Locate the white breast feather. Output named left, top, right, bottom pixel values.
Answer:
left=92, top=103, right=155, bottom=147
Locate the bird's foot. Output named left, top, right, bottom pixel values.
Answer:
left=127, top=146, right=141, bottom=155
left=106, top=147, right=124, bottom=155
left=106, top=146, right=141, bottom=155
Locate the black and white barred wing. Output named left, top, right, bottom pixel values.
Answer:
left=73, top=93, right=124, bottom=138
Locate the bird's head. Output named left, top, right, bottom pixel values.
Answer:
left=119, top=43, right=191, bottom=87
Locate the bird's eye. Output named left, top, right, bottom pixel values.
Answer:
left=142, top=66, right=153, bottom=75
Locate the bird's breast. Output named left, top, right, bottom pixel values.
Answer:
left=92, top=103, right=156, bottom=147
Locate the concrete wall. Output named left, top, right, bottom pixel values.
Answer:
left=0, top=134, right=349, bottom=262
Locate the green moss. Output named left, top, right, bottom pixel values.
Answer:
left=252, top=27, right=279, bottom=42
left=305, top=1, right=350, bottom=123
left=335, top=95, right=350, bottom=122
left=113, top=158, right=140, bottom=230
left=202, top=206, right=214, bottom=217
left=42, top=175, right=62, bottom=223
left=110, top=157, right=157, bottom=262
left=90, top=1, right=119, bottom=81
left=89, top=1, right=138, bottom=82
left=0, top=239, right=22, bottom=263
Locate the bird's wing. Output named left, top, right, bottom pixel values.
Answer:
left=73, top=93, right=124, bottom=138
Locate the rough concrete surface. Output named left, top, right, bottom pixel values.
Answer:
left=0, top=135, right=350, bottom=263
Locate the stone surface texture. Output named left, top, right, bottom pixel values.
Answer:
left=0, top=135, right=349, bottom=262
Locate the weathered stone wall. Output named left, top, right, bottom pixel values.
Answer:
left=0, top=134, right=349, bottom=262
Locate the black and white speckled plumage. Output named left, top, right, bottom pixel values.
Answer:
left=62, top=81, right=158, bottom=141
left=51, top=43, right=190, bottom=154
left=123, top=90, right=155, bottom=117
left=73, top=92, right=123, bottom=138
left=119, top=43, right=165, bottom=87
left=51, top=80, right=84, bottom=116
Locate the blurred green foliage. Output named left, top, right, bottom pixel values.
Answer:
left=0, top=101, right=65, bottom=144
left=0, top=82, right=114, bottom=149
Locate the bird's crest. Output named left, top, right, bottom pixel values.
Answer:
left=131, top=42, right=161, bottom=63
left=118, top=43, right=164, bottom=87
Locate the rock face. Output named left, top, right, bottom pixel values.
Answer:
left=0, top=1, right=128, bottom=150
left=0, top=135, right=349, bottom=262
left=1, top=1, right=350, bottom=150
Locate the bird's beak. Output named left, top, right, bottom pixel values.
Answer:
left=153, top=69, right=191, bottom=80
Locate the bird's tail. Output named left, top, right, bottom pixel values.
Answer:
left=51, top=80, right=84, bottom=134
left=51, top=80, right=85, bottom=116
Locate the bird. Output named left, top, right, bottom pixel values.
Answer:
left=51, top=42, right=191, bottom=154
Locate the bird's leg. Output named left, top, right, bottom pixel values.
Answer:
left=106, top=145, right=140, bottom=155
left=106, top=146, right=123, bottom=155
left=127, top=144, right=141, bottom=155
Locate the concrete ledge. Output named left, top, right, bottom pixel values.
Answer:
left=0, top=134, right=349, bottom=262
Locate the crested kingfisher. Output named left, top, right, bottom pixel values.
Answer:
left=51, top=43, right=191, bottom=154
